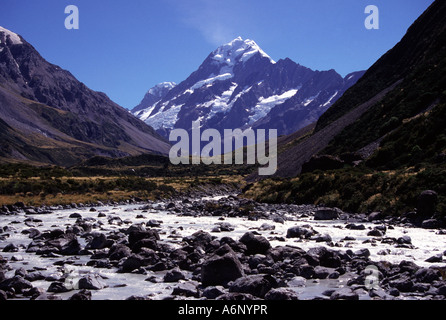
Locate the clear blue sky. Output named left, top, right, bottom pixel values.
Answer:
left=0, top=0, right=434, bottom=109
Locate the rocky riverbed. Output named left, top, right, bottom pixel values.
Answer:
left=1, top=194, right=446, bottom=300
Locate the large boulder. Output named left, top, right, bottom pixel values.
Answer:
left=314, top=208, right=340, bottom=220
left=119, top=254, right=144, bottom=273
left=307, top=246, right=342, bottom=268
left=0, top=276, right=33, bottom=294
left=69, top=289, right=92, bottom=300
left=286, top=225, right=317, bottom=239
left=228, top=274, right=278, bottom=298
left=86, top=233, right=108, bottom=250
left=417, top=190, right=438, bottom=218
left=264, top=288, right=299, bottom=300
left=128, top=229, right=159, bottom=249
left=421, top=219, right=441, bottom=229
left=201, top=245, right=244, bottom=287
left=47, top=282, right=71, bottom=293
left=239, top=232, right=271, bottom=255
left=172, top=281, right=200, bottom=298
left=60, top=239, right=82, bottom=255
left=414, top=268, right=440, bottom=283
left=78, top=275, right=106, bottom=290
left=184, top=230, right=215, bottom=249
left=108, top=244, right=132, bottom=261
left=330, top=288, right=359, bottom=300
left=163, top=268, right=186, bottom=283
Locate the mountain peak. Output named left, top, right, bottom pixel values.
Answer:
left=131, top=81, right=177, bottom=114
left=147, top=82, right=176, bottom=96
left=0, top=26, right=23, bottom=45
left=211, top=37, right=275, bottom=68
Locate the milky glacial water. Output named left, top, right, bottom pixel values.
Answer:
left=1, top=197, right=445, bottom=300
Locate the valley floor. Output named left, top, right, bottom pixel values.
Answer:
left=1, top=194, right=445, bottom=301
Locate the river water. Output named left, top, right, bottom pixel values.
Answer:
left=1, top=195, right=445, bottom=300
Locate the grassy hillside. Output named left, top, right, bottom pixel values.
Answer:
left=244, top=164, right=446, bottom=216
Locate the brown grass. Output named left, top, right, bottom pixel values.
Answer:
left=0, top=175, right=246, bottom=207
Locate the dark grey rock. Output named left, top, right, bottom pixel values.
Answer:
left=108, top=244, right=132, bottom=261
left=78, top=275, right=106, bottom=290
left=264, top=287, right=299, bottom=300
left=292, top=264, right=314, bottom=279
left=146, top=219, right=161, bottom=228
left=330, top=288, right=359, bottom=300
left=421, top=219, right=440, bottom=229
left=239, top=232, right=271, bottom=255
left=2, top=243, right=18, bottom=252
left=218, top=222, right=235, bottom=232
left=259, top=223, right=275, bottom=231
left=322, top=289, right=336, bottom=297
left=25, top=272, right=45, bottom=282
left=228, top=274, right=277, bottom=298
left=23, top=228, right=41, bottom=239
left=60, top=239, right=81, bottom=255
left=202, top=286, right=225, bottom=299
left=397, top=236, right=412, bottom=245
left=69, top=289, right=92, bottom=300
left=286, top=225, right=316, bottom=239
left=437, top=285, right=446, bottom=296
left=354, top=248, right=371, bottom=258
left=417, top=190, right=438, bottom=217
left=388, top=287, right=400, bottom=297
left=368, top=212, right=383, bottom=221
left=164, top=268, right=186, bottom=282
left=86, top=233, right=108, bottom=250
left=389, top=278, right=414, bottom=292
left=369, top=288, right=388, bottom=299
left=307, top=246, right=342, bottom=268
left=345, top=223, right=366, bottom=230
left=414, top=268, right=440, bottom=283
left=0, top=275, right=33, bottom=294
left=120, top=254, right=144, bottom=273
left=425, top=254, right=443, bottom=263
left=313, top=233, right=332, bottom=243
left=413, top=282, right=430, bottom=292
left=184, top=230, right=215, bottom=249
left=172, top=281, right=200, bottom=298
left=314, top=208, right=339, bottom=220
left=367, top=229, right=384, bottom=237
left=47, top=281, right=71, bottom=293
left=314, top=266, right=330, bottom=279
left=201, top=246, right=244, bottom=287
left=128, top=229, right=160, bottom=249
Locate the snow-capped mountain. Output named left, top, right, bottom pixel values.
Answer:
left=133, top=37, right=365, bottom=140
left=132, top=82, right=176, bottom=114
